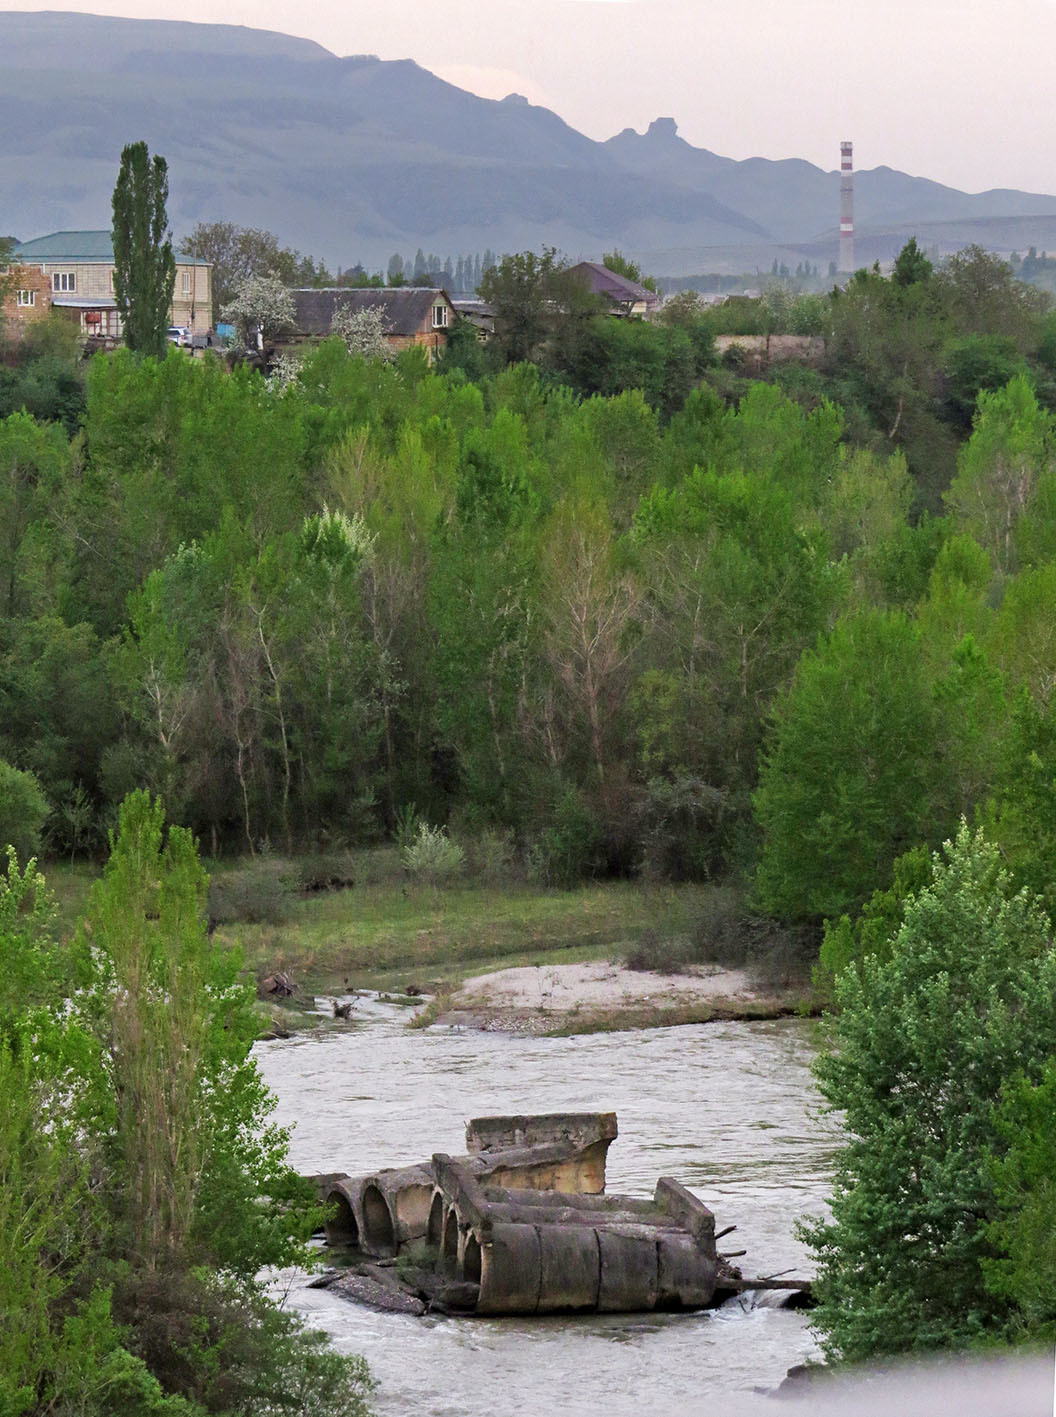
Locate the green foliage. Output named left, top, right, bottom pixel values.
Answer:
left=804, top=824, right=1056, bottom=1362
left=527, top=786, right=605, bottom=887
left=0, top=791, right=373, bottom=1413
left=399, top=820, right=465, bottom=886
left=985, top=1064, right=1056, bottom=1336
left=754, top=611, right=939, bottom=920
left=111, top=142, right=177, bottom=359
left=0, top=759, right=48, bottom=863
left=814, top=843, right=931, bottom=1005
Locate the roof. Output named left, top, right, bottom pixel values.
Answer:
left=568, top=261, right=659, bottom=308
left=14, top=230, right=208, bottom=264
left=291, top=287, right=452, bottom=337
left=50, top=295, right=118, bottom=309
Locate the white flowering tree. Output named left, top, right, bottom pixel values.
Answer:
left=331, top=303, right=392, bottom=361
left=221, top=273, right=296, bottom=350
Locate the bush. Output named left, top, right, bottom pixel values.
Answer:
left=296, top=852, right=357, bottom=894
left=207, top=857, right=295, bottom=925
left=459, top=827, right=518, bottom=886
left=0, top=759, right=48, bottom=864
left=399, top=822, right=465, bottom=887
left=527, top=788, right=605, bottom=888
left=624, top=929, right=695, bottom=974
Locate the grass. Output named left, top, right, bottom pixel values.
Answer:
left=40, top=851, right=813, bottom=1035
left=228, top=876, right=711, bottom=996
left=42, top=851, right=714, bottom=1001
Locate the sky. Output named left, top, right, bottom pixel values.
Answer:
left=6, top=0, right=1056, bottom=195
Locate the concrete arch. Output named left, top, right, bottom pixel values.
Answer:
left=427, top=1191, right=445, bottom=1250
left=361, top=1182, right=396, bottom=1256
left=324, top=1182, right=361, bottom=1248
left=441, top=1206, right=461, bottom=1274
left=463, top=1232, right=483, bottom=1285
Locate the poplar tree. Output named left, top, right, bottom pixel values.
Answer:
left=111, top=141, right=176, bottom=357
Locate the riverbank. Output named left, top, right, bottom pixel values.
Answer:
left=45, top=854, right=814, bottom=1035
left=420, top=959, right=810, bottom=1035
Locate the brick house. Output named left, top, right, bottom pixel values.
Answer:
left=7, top=231, right=212, bottom=341
left=1, top=263, right=52, bottom=340
left=289, top=287, right=455, bottom=361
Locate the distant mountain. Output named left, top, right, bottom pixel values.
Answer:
left=3, top=11, right=1056, bottom=274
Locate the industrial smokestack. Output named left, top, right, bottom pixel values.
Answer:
left=840, top=140, right=855, bottom=273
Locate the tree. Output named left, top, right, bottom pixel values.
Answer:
left=753, top=610, right=940, bottom=920
left=891, top=235, right=933, bottom=288
left=478, top=248, right=595, bottom=365
left=0, top=760, right=48, bottom=865
left=986, top=1063, right=1056, bottom=1338
left=221, top=273, right=295, bottom=349
left=111, top=141, right=177, bottom=358
left=602, top=249, right=658, bottom=294
left=803, top=825, right=1056, bottom=1361
left=331, top=302, right=392, bottom=360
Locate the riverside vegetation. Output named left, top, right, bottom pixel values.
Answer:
left=2, top=236, right=1056, bottom=1394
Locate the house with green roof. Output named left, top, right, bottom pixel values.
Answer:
left=9, top=230, right=212, bottom=340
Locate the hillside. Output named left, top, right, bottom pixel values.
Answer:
left=3, top=11, right=1056, bottom=272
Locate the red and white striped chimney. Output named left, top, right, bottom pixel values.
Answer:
left=840, top=140, right=854, bottom=273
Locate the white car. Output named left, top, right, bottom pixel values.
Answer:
left=166, top=326, right=192, bottom=347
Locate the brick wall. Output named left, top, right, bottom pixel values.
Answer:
left=1, top=265, right=52, bottom=340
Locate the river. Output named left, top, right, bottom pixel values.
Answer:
left=255, top=999, right=840, bottom=1416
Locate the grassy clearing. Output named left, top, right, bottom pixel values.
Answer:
left=226, top=876, right=711, bottom=996
left=43, top=853, right=712, bottom=999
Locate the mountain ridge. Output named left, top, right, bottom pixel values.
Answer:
left=3, top=11, right=1056, bottom=273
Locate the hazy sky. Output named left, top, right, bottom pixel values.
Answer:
left=7, top=0, right=1056, bottom=194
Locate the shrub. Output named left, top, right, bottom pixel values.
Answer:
left=296, top=852, right=357, bottom=894
left=460, top=827, right=518, bottom=886
left=207, top=857, right=294, bottom=925
left=399, top=822, right=465, bottom=887
left=624, top=929, right=694, bottom=974
left=0, top=759, right=48, bottom=864
left=527, top=788, right=605, bottom=888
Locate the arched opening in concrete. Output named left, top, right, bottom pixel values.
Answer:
left=427, top=1192, right=445, bottom=1250
left=463, top=1232, right=482, bottom=1286
left=442, top=1207, right=460, bottom=1274
left=325, top=1190, right=359, bottom=1248
left=362, top=1184, right=396, bottom=1256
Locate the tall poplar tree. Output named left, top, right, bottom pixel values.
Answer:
left=111, top=141, right=176, bottom=357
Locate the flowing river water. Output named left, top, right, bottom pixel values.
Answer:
left=255, top=999, right=841, bottom=1416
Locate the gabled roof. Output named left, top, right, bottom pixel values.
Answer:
left=291, top=287, right=452, bottom=337
left=568, top=260, right=658, bottom=308
left=14, top=230, right=208, bottom=264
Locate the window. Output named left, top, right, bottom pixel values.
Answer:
left=432, top=302, right=449, bottom=329
left=17, top=290, right=35, bottom=307
left=181, top=271, right=192, bottom=294
left=52, top=271, right=76, bottom=292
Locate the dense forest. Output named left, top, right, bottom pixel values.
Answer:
left=3, top=239, right=1056, bottom=1394
left=4, top=240, right=1056, bottom=921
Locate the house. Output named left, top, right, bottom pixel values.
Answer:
left=289, top=287, right=455, bottom=360
left=568, top=261, right=659, bottom=318
left=451, top=297, right=495, bottom=340
left=6, top=231, right=212, bottom=341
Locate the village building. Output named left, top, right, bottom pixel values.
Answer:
left=567, top=261, right=660, bottom=318
left=4, top=231, right=212, bottom=341
left=289, top=287, right=456, bottom=361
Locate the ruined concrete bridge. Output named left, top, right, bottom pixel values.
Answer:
left=321, top=1112, right=739, bottom=1316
